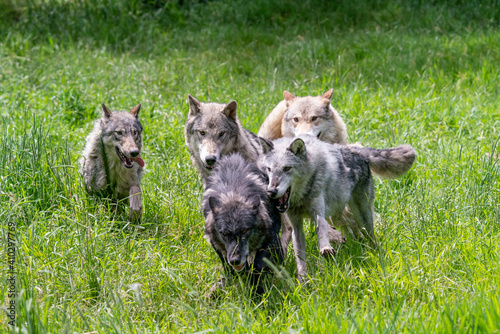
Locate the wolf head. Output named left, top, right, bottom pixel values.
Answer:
left=282, top=89, right=339, bottom=141
left=185, top=95, right=241, bottom=174
left=205, top=194, right=267, bottom=272
left=100, top=103, right=144, bottom=169
left=259, top=137, right=308, bottom=213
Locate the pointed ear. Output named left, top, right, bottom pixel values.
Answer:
left=249, top=197, right=260, bottom=213
left=129, top=103, right=141, bottom=118
left=188, top=94, right=202, bottom=116
left=208, top=197, right=221, bottom=215
left=283, top=91, right=296, bottom=107
left=322, top=89, right=333, bottom=105
left=259, top=137, right=274, bottom=155
left=102, top=103, right=112, bottom=118
left=288, top=138, right=306, bottom=157
left=222, top=100, right=237, bottom=120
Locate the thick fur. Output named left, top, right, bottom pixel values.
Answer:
left=203, top=154, right=284, bottom=292
left=185, top=94, right=297, bottom=256
left=258, top=89, right=348, bottom=145
left=80, top=103, right=144, bottom=221
left=259, top=134, right=416, bottom=282
left=184, top=95, right=261, bottom=185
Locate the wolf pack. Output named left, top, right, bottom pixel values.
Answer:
left=80, top=89, right=416, bottom=293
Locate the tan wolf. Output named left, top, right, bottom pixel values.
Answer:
left=257, top=89, right=347, bottom=145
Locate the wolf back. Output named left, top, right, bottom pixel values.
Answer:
left=202, top=154, right=284, bottom=286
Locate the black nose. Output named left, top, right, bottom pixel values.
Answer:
left=268, top=188, right=278, bottom=198
left=205, top=155, right=217, bottom=166
left=130, top=150, right=140, bottom=158
left=228, top=255, right=242, bottom=266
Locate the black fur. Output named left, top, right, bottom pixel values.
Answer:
left=202, top=154, right=284, bottom=289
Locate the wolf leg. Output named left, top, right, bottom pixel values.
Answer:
left=280, top=213, right=293, bottom=257
left=289, top=214, right=307, bottom=283
left=129, top=185, right=142, bottom=221
left=310, top=199, right=337, bottom=257
left=349, top=181, right=377, bottom=246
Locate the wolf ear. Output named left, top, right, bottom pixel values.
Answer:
left=259, top=137, right=274, bottom=154
left=283, top=91, right=296, bottom=107
left=322, top=89, right=333, bottom=105
left=222, top=100, right=237, bottom=120
left=188, top=94, right=202, bottom=116
left=249, top=197, right=261, bottom=213
left=129, top=103, right=141, bottom=118
left=102, top=103, right=112, bottom=118
left=208, top=197, right=221, bottom=215
left=288, top=138, right=306, bottom=157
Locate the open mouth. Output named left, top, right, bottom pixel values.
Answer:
left=203, top=164, right=213, bottom=170
left=115, top=147, right=144, bottom=168
left=232, top=263, right=245, bottom=272
left=276, top=187, right=291, bottom=212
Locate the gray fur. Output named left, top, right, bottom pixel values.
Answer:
left=202, top=154, right=284, bottom=292
left=258, top=134, right=416, bottom=282
left=184, top=95, right=261, bottom=184
left=80, top=103, right=144, bottom=221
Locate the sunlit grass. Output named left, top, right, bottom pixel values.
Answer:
left=0, top=0, right=499, bottom=332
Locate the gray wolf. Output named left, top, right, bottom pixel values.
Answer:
left=202, top=153, right=284, bottom=293
left=259, top=134, right=416, bottom=282
left=184, top=94, right=295, bottom=256
left=184, top=95, right=260, bottom=185
left=257, top=89, right=347, bottom=145
left=80, top=103, right=145, bottom=221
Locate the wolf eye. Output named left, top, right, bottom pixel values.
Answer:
left=293, top=117, right=299, bottom=122
left=311, top=116, right=318, bottom=121
left=283, top=167, right=291, bottom=172
left=241, top=229, right=248, bottom=235
left=199, top=130, right=206, bottom=136
left=219, top=131, right=226, bottom=138
left=267, top=167, right=271, bottom=172
left=115, top=130, right=123, bottom=136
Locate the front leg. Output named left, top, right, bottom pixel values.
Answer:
left=289, top=214, right=307, bottom=283
left=129, top=185, right=142, bottom=221
left=310, top=198, right=336, bottom=257
left=280, top=213, right=293, bottom=257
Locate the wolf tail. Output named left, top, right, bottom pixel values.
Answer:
left=349, top=144, right=417, bottom=178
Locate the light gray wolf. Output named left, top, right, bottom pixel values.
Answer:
left=184, top=94, right=261, bottom=185
left=257, top=89, right=347, bottom=145
left=202, top=153, right=284, bottom=293
left=80, top=103, right=145, bottom=221
left=259, top=134, right=416, bottom=282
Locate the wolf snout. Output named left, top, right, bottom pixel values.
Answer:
left=267, top=188, right=278, bottom=198
left=205, top=155, right=217, bottom=166
left=130, top=149, right=140, bottom=158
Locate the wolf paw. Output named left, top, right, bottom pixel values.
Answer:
left=328, top=228, right=346, bottom=244
left=320, top=246, right=336, bottom=258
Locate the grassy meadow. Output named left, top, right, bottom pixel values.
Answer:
left=1, top=0, right=500, bottom=332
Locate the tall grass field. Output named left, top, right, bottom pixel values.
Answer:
left=1, top=0, right=499, bottom=332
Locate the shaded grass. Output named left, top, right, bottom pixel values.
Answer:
left=1, top=0, right=500, bottom=332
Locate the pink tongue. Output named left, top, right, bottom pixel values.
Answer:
left=131, top=157, right=145, bottom=167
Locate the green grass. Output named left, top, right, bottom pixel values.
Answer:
left=1, top=0, right=500, bottom=332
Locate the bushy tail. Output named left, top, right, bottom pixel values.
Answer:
left=349, top=144, right=417, bottom=178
